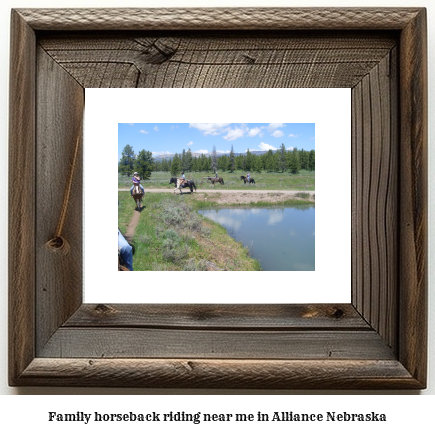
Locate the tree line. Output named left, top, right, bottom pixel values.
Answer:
left=118, top=143, right=315, bottom=179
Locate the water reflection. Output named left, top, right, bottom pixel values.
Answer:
left=198, top=205, right=315, bottom=271
left=266, top=209, right=284, bottom=226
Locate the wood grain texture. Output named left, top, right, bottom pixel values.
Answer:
left=8, top=10, right=36, bottom=386
left=35, top=48, right=84, bottom=353
left=8, top=8, right=427, bottom=389
left=38, top=33, right=396, bottom=89
left=17, top=358, right=420, bottom=389
left=398, top=8, right=428, bottom=386
left=38, top=329, right=395, bottom=360
left=351, top=51, right=398, bottom=351
left=65, top=304, right=368, bottom=329
left=16, top=8, right=422, bottom=31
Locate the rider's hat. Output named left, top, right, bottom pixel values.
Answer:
left=134, top=172, right=138, bottom=175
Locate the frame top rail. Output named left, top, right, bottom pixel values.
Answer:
left=14, top=8, right=424, bottom=31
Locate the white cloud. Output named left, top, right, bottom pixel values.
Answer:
left=187, top=141, right=194, bottom=146
left=189, top=123, right=231, bottom=136
left=217, top=150, right=230, bottom=154
left=268, top=123, right=285, bottom=132
left=223, top=127, right=246, bottom=141
left=196, top=149, right=209, bottom=154
left=154, top=126, right=159, bottom=131
left=271, top=130, right=284, bottom=138
left=248, top=127, right=262, bottom=137
left=288, top=133, right=300, bottom=138
left=258, top=142, right=278, bottom=151
left=139, top=130, right=148, bottom=134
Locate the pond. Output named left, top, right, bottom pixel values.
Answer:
left=198, top=205, right=315, bottom=271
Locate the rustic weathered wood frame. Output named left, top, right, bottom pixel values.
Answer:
left=9, top=8, right=427, bottom=389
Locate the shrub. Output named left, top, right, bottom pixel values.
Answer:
left=295, top=192, right=310, bottom=199
left=201, top=226, right=211, bottom=238
left=163, top=228, right=180, bottom=243
left=183, top=258, right=207, bottom=271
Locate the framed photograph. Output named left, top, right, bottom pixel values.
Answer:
left=87, top=88, right=349, bottom=303
left=9, top=8, right=427, bottom=388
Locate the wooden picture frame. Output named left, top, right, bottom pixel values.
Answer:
left=9, top=8, right=427, bottom=389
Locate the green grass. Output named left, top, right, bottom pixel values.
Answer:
left=118, top=191, right=261, bottom=271
left=118, top=193, right=135, bottom=233
left=118, top=170, right=315, bottom=191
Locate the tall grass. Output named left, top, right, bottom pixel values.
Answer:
left=119, top=191, right=260, bottom=271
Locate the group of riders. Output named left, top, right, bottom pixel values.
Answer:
left=119, top=170, right=252, bottom=270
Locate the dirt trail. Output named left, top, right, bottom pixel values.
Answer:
left=124, top=209, right=141, bottom=242
left=119, top=188, right=315, bottom=206
left=119, top=188, right=315, bottom=195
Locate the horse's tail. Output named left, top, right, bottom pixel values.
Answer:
left=221, top=179, right=224, bottom=185
left=193, top=181, right=196, bottom=192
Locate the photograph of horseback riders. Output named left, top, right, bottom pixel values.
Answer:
left=118, top=122, right=315, bottom=272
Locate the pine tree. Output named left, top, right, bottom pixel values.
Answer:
left=299, top=149, right=309, bottom=170
left=211, top=145, right=218, bottom=173
left=308, top=150, right=315, bottom=171
left=218, top=154, right=228, bottom=172
left=181, top=149, right=187, bottom=171
left=133, top=149, right=154, bottom=180
left=161, top=158, right=169, bottom=172
left=229, top=144, right=236, bottom=173
left=118, top=144, right=136, bottom=176
left=170, top=155, right=181, bottom=176
left=199, top=153, right=208, bottom=172
left=235, top=155, right=243, bottom=170
left=278, top=143, right=288, bottom=173
left=253, top=154, right=262, bottom=173
left=265, top=149, right=274, bottom=172
left=192, top=156, right=198, bottom=172
left=246, top=149, right=253, bottom=171
left=186, top=148, right=193, bottom=171
left=288, top=147, right=301, bottom=174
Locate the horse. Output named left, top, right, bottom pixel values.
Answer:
left=169, top=177, right=197, bottom=194
left=241, top=175, right=255, bottom=185
left=131, top=184, right=144, bottom=210
left=211, top=177, right=224, bottom=186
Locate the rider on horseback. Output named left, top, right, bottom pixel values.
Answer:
left=247, top=172, right=250, bottom=182
left=179, top=172, right=186, bottom=188
left=130, top=172, right=145, bottom=196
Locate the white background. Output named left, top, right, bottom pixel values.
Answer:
left=0, top=0, right=434, bottom=421
left=85, top=88, right=350, bottom=304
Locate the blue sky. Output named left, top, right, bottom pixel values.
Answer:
left=118, top=123, right=315, bottom=159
